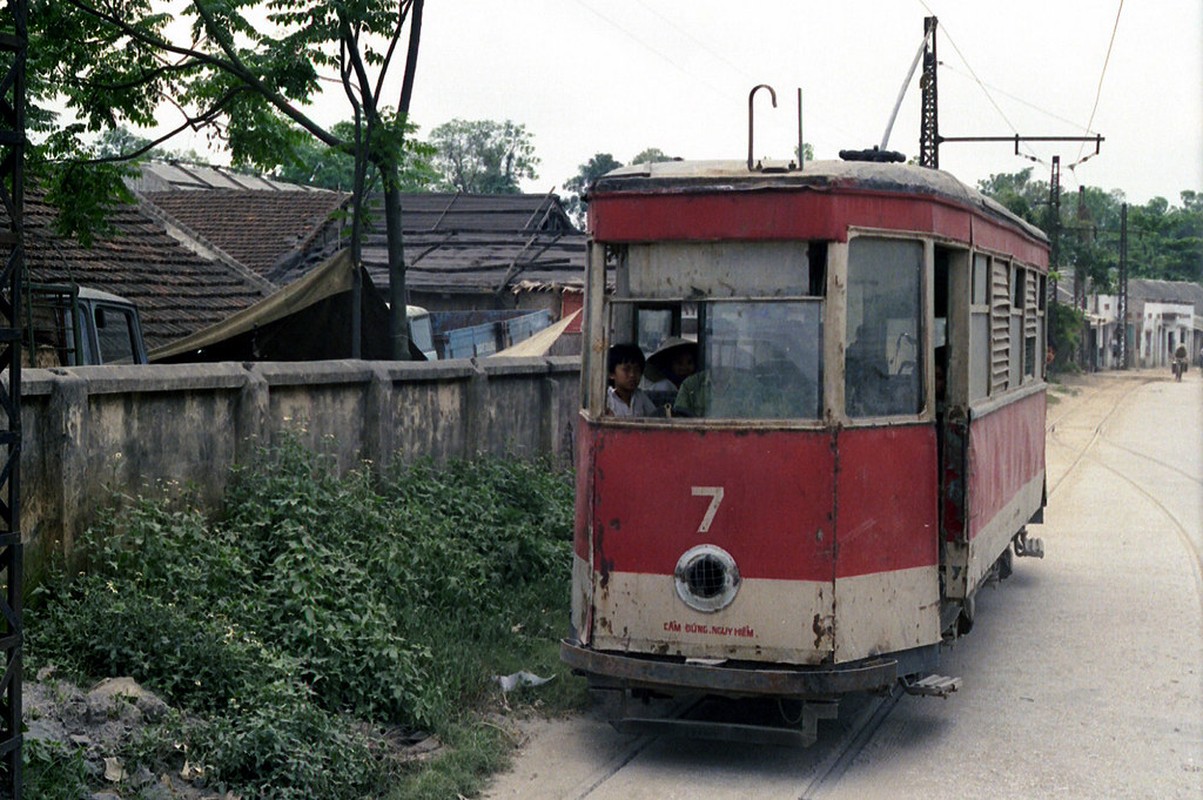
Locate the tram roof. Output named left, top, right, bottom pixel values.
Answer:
left=592, top=159, right=1048, bottom=244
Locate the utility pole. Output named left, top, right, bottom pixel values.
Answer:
left=1048, top=156, right=1062, bottom=308
left=1118, top=203, right=1128, bottom=368
left=0, top=1, right=24, bottom=797
left=917, top=18, right=1103, bottom=172
left=919, top=16, right=938, bottom=169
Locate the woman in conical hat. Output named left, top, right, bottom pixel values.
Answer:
left=644, top=336, right=697, bottom=392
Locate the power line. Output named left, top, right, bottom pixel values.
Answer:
left=939, top=63, right=1100, bottom=135
left=917, top=11, right=1040, bottom=162
left=1075, top=0, right=1124, bottom=166
left=631, top=0, right=757, bottom=83
left=570, top=0, right=729, bottom=97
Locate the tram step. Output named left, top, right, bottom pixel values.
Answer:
left=901, top=674, right=962, bottom=697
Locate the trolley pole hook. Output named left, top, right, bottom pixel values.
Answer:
left=748, top=84, right=777, bottom=171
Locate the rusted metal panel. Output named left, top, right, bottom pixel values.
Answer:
left=833, top=424, right=939, bottom=577
left=832, top=424, right=941, bottom=660
left=966, top=389, right=1046, bottom=541
left=943, top=388, right=1047, bottom=599
left=589, top=161, right=1045, bottom=258
left=561, top=638, right=900, bottom=697
left=589, top=425, right=835, bottom=581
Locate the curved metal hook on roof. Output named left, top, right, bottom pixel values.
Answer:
left=748, top=84, right=777, bottom=171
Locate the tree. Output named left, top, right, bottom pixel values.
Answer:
left=629, top=148, right=673, bottom=165
left=30, top=0, right=428, bottom=358
left=272, top=121, right=437, bottom=192
left=428, top=119, right=539, bottom=194
left=562, top=152, right=624, bottom=227
left=977, top=168, right=1047, bottom=224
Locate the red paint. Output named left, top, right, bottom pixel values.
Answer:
left=589, top=188, right=1044, bottom=270
left=580, top=422, right=941, bottom=582
left=967, top=391, right=1046, bottom=540
left=835, top=425, right=939, bottom=576
left=971, top=216, right=1049, bottom=270
left=588, top=424, right=836, bottom=582
left=561, top=291, right=583, bottom=333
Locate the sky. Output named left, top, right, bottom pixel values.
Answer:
left=396, top=0, right=1202, bottom=206
left=160, top=0, right=1203, bottom=207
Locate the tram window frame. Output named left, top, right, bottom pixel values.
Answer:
left=844, top=236, right=924, bottom=419
left=1009, top=265, right=1024, bottom=388
left=603, top=296, right=825, bottom=422
left=989, top=257, right=1012, bottom=394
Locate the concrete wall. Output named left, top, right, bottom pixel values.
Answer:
left=20, top=356, right=580, bottom=573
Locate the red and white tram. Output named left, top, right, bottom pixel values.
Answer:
left=561, top=152, right=1049, bottom=741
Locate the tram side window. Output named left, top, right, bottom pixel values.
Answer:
left=845, top=237, right=923, bottom=418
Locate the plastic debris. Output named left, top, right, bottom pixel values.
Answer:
left=494, top=671, right=555, bottom=692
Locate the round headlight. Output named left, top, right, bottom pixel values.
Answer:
left=674, top=544, right=740, bottom=612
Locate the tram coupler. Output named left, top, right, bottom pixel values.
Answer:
left=900, top=674, right=962, bottom=698
left=1013, top=527, right=1045, bottom=558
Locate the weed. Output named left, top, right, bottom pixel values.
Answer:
left=26, top=436, right=580, bottom=797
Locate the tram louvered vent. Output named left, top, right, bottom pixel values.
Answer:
left=674, top=545, right=741, bottom=612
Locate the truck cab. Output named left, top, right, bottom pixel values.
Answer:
left=24, top=285, right=149, bottom=366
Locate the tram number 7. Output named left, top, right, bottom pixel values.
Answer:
left=691, top=486, right=724, bottom=534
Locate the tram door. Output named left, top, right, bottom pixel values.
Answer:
left=832, top=236, right=942, bottom=660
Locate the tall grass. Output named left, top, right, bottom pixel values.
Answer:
left=27, top=436, right=582, bottom=799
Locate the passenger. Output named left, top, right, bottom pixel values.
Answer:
left=643, top=337, right=698, bottom=400
left=606, top=343, right=657, bottom=417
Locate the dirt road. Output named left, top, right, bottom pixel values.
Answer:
left=485, top=369, right=1203, bottom=799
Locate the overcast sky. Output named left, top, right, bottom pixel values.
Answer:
left=150, top=0, right=1201, bottom=206
left=386, top=0, right=1200, bottom=206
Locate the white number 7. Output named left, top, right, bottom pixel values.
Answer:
left=691, top=486, right=724, bottom=533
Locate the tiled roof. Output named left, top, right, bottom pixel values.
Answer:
left=23, top=193, right=273, bottom=350
left=1128, top=278, right=1203, bottom=311
left=144, top=188, right=349, bottom=279
left=271, top=192, right=588, bottom=295
left=133, top=161, right=589, bottom=298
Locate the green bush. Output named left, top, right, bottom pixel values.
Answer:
left=27, top=438, right=577, bottom=798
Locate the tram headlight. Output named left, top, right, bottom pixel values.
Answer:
left=674, top=545, right=740, bottom=613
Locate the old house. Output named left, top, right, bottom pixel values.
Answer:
left=135, top=163, right=588, bottom=357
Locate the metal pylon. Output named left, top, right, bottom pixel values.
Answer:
left=0, top=1, right=24, bottom=796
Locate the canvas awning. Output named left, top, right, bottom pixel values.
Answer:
left=149, top=251, right=407, bottom=363
left=491, top=309, right=581, bottom=357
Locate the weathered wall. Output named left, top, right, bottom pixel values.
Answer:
left=20, top=357, right=580, bottom=574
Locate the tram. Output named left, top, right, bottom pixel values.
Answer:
left=561, top=136, right=1049, bottom=742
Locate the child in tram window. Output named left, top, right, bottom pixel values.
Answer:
left=606, top=343, right=657, bottom=417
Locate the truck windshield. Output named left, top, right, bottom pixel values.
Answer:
left=93, top=305, right=140, bottom=365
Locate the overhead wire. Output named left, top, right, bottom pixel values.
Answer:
left=631, top=0, right=757, bottom=83
left=569, top=0, right=729, bottom=97
left=1072, top=0, right=1123, bottom=169
left=939, top=63, right=1100, bottom=135
left=916, top=2, right=1042, bottom=163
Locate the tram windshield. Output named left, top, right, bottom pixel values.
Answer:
left=676, top=301, right=822, bottom=419
left=603, top=240, right=826, bottom=422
